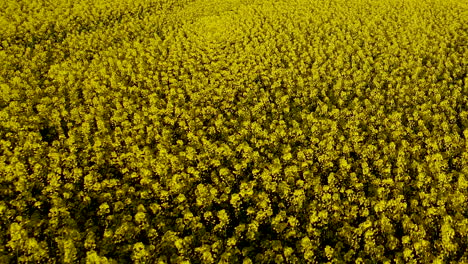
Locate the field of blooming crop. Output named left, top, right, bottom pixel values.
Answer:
left=1, top=0, right=467, bottom=263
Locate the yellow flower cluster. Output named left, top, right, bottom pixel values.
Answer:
left=1, top=0, right=467, bottom=263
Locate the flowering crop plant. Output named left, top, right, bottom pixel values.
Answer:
left=0, top=0, right=467, bottom=263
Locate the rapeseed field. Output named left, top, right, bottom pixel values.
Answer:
left=0, top=0, right=467, bottom=263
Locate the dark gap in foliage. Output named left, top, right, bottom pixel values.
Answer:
left=0, top=183, right=17, bottom=201
left=457, top=114, right=466, bottom=135
left=30, top=183, right=42, bottom=198
left=98, top=163, right=124, bottom=180
left=32, top=104, right=39, bottom=114
left=31, top=184, right=52, bottom=215
left=76, top=87, right=85, bottom=107
left=402, top=183, right=417, bottom=201
left=257, top=222, right=279, bottom=241
left=316, top=244, right=331, bottom=262
left=75, top=196, right=99, bottom=234
left=199, top=210, right=216, bottom=234
left=336, top=237, right=354, bottom=259
left=135, top=229, right=151, bottom=247
left=171, top=121, right=189, bottom=144
left=200, top=170, right=214, bottom=186
left=323, top=222, right=341, bottom=246
left=41, top=227, right=60, bottom=261
left=60, top=120, right=69, bottom=138
left=39, top=125, right=59, bottom=144
left=103, top=244, right=133, bottom=264
left=383, top=242, right=400, bottom=262
left=451, top=234, right=467, bottom=262
left=226, top=202, right=250, bottom=239
left=393, top=220, right=404, bottom=240
left=447, top=156, right=463, bottom=172
left=319, top=172, right=328, bottom=186
left=349, top=151, right=359, bottom=160
left=363, top=181, right=376, bottom=198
